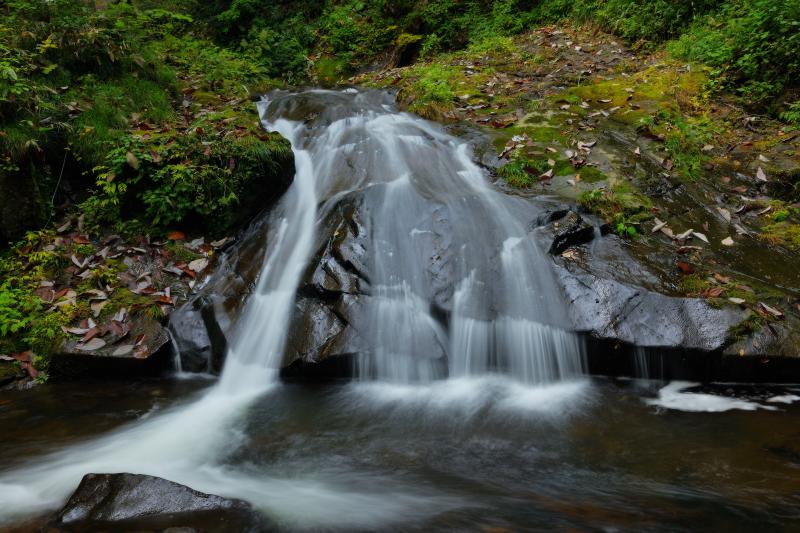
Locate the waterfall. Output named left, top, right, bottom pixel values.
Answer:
left=0, top=89, right=585, bottom=526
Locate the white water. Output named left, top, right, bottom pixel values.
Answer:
left=0, top=89, right=587, bottom=527
left=645, top=382, right=778, bottom=412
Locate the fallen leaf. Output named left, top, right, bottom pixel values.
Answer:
left=112, top=344, right=135, bottom=357
left=114, top=308, right=128, bottom=323
left=677, top=262, right=695, bottom=275
left=91, top=300, right=108, bottom=318
left=652, top=218, right=668, bottom=233
left=675, top=229, right=694, bottom=241
left=167, top=231, right=186, bottom=241
left=210, top=237, right=232, bottom=248
left=692, top=231, right=709, bottom=244
left=717, top=207, right=731, bottom=223
left=721, top=236, right=734, bottom=246
left=188, top=258, right=209, bottom=273
left=61, top=326, right=89, bottom=336
left=756, top=167, right=767, bottom=182
left=758, top=302, right=784, bottom=319
left=77, top=338, right=106, bottom=351
left=126, top=151, right=139, bottom=170
left=703, top=287, right=725, bottom=298
left=728, top=297, right=746, bottom=305
left=714, top=273, right=732, bottom=284
left=83, top=289, right=108, bottom=300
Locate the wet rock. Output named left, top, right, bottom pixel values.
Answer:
left=723, top=315, right=800, bottom=358
left=170, top=295, right=229, bottom=373
left=169, top=213, right=277, bottom=372
left=547, top=210, right=597, bottom=255
left=557, top=266, right=745, bottom=350
left=54, top=473, right=265, bottom=532
left=304, top=196, right=371, bottom=297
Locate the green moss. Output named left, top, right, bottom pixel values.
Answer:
left=727, top=312, right=765, bottom=343
left=576, top=166, right=607, bottom=183
left=165, top=242, right=202, bottom=263
left=679, top=274, right=714, bottom=295
left=498, top=157, right=550, bottom=188
left=759, top=221, right=800, bottom=251
left=580, top=180, right=652, bottom=221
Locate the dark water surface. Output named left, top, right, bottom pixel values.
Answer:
left=1, top=377, right=799, bottom=532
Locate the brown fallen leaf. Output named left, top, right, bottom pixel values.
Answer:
left=703, top=287, right=725, bottom=298
left=714, top=273, right=732, bottom=284
left=677, top=262, right=695, bottom=275
left=167, top=231, right=186, bottom=241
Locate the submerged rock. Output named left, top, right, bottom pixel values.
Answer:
left=54, top=473, right=265, bottom=532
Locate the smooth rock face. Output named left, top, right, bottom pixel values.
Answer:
left=55, top=473, right=264, bottom=532
left=557, top=267, right=744, bottom=350
left=173, top=189, right=755, bottom=379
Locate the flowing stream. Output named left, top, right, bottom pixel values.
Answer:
left=1, top=90, right=799, bottom=531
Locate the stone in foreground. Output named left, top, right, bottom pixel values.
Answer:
left=54, top=473, right=267, bottom=532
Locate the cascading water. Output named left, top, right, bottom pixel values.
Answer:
left=0, top=89, right=586, bottom=528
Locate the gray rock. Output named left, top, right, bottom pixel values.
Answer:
left=556, top=265, right=745, bottom=350
left=55, top=473, right=266, bottom=532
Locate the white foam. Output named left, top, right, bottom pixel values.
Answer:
left=344, top=376, right=592, bottom=420
left=645, top=382, right=776, bottom=413
left=766, top=394, right=800, bottom=404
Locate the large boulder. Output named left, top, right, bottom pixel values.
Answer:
left=53, top=473, right=266, bottom=532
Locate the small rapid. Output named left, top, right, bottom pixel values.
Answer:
left=0, top=89, right=588, bottom=528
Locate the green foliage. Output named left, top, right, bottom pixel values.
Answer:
left=87, top=126, right=292, bottom=234
left=781, top=101, right=800, bottom=128
left=668, top=0, right=800, bottom=106
left=613, top=213, right=639, bottom=239
left=0, top=283, right=34, bottom=337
